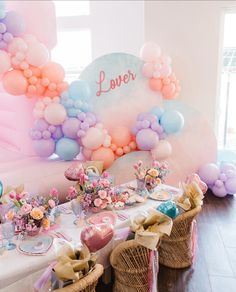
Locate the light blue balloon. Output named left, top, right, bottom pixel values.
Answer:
left=67, top=108, right=80, bottom=117
left=69, top=80, right=91, bottom=101
left=0, top=1, right=6, bottom=20
left=0, top=180, right=3, bottom=198
left=160, top=110, right=184, bottom=134
left=56, top=138, right=80, bottom=161
left=150, top=106, right=164, bottom=120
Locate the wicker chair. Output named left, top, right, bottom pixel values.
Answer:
left=110, top=239, right=157, bottom=292
left=54, top=264, right=104, bottom=292
left=158, top=206, right=201, bottom=269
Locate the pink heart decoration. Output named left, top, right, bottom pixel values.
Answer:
left=80, top=223, right=114, bottom=252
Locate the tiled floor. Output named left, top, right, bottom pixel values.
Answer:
left=97, top=191, right=236, bottom=292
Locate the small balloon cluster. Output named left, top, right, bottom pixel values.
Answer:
left=140, top=42, right=181, bottom=100
left=198, top=163, right=236, bottom=197
left=132, top=106, right=184, bottom=160
left=0, top=2, right=67, bottom=98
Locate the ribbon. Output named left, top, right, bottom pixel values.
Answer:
left=34, top=261, right=57, bottom=292
left=176, top=181, right=204, bottom=211
left=148, top=250, right=158, bottom=292
left=54, top=243, right=97, bottom=281
left=131, top=208, right=173, bottom=250
left=191, top=219, right=197, bottom=264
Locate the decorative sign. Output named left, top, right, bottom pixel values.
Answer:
left=80, top=53, right=162, bottom=131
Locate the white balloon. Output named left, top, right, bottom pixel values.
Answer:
left=151, top=140, right=172, bottom=160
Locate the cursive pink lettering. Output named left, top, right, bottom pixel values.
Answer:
left=96, top=69, right=136, bottom=96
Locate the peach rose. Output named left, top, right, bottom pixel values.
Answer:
left=98, top=190, right=107, bottom=199
left=94, top=198, right=102, bottom=207
left=42, top=217, right=50, bottom=230
left=30, top=207, right=44, bottom=220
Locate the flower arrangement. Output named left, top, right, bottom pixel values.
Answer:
left=133, top=160, right=169, bottom=191
left=6, top=187, right=59, bottom=236
left=66, top=169, right=113, bottom=213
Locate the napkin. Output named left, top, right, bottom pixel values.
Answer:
left=131, top=209, right=173, bottom=250
left=176, top=181, right=204, bottom=211
left=54, top=243, right=97, bottom=282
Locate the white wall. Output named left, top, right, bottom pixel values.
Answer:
left=145, top=0, right=236, bottom=129
left=90, top=1, right=144, bottom=59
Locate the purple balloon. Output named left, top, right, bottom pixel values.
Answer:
left=141, top=120, right=150, bottom=129
left=86, top=112, right=97, bottom=125
left=214, top=179, right=223, bottom=188
left=33, top=139, right=55, bottom=158
left=42, top=130, right=51, bottom=140
left=48, top=125, right=56, bottom=133
left=137, top=112, right=147, bottom=121
left=211, top=184, right=227, bottom=198
left=136, top=121, right=143, bottom=130
left=3, top=32, right=13, bottom=43
left=225, top=178, right=236, bottom=195
left=198, top=163, right=220, bottom=185
left=62, top=118, right=80, bottom=139
left=80, top=122, right=89, bottom=131
left=77, top=112, right=86, bottom=122
left=131, top=126, right=138, bottom=135
left=77, top=129, right=86, bottom=138
left=220, top=163, right=236, bottom=173
left=31, top=130, right=42, bottom=140
left=2, top=11, right=25, bottom=36
left=33, top=119, right=49, bottom=131
left=219, top=173, right=227, bottom=182
left=52, top=126, right=63, bottom=140
left=136, top=128, right=159, bottom=151
left=225, top=170, right=236, bottom=179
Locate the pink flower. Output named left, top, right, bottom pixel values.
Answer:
left=20, top=203, right=32, bottom=215
left=101, top=202, right=108, bottom=209
left=92, top=180, right=98, bottom=187
left=94, top=198, right=102, bottom=207
left=133, top=164, right=138, bottom=170
left=138, top=160, right=143, bottom=166
left=98, top=190, right=107, bottom=199
left=67, top=186, right=77, bottom=199
left=102, top=171, right=109, bottom=178
left=49, top=187, right=59, bottom=197
left=48, top=199, right=55, bottom=208
left=106, top=196, right=112, bottom=204
left=39, top=206, right=45, bottom=212
left=100, top=179, right=110, bottom=188
left=9, top=191, right=15, bottom=199
left=16, top=193, right=22, bottom=201
left=152, top=160, right=159, bottom=167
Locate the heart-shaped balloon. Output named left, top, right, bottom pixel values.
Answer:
left=80, top=223, right=114, bottom=252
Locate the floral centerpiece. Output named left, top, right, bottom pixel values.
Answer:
left=66, top=170, right=113, bottom=213
left=133, top=160, right=169, bottom=192
left=5, top=188, right=59, bottom=236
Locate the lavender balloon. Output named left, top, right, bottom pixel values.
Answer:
left=2, top=11, right=25, bottom=36
left=33, top=119, right=49, bottom=132
left=211, top=185, right=227, bottom=198
left=52, top=126, right=63, bottom=140
left=33, top=139, right=55, bottom=158
left=220, top=162, right=236, bottom=173
left=62, top=118, right=80, bottom=139
left=198, top=163, right=220, bottom=185
left=136, top=128, right=159, bottom=151
left=225, top=178, right=236, bottom=195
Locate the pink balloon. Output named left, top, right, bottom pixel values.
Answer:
left=25, top=42, right=49, bottom=67
left=198, top=163, right=220, bottom=185
left=44, top=103, right=67, bottom=126
left=160, top=64, right=172, bottom=77
left=151, top=140, right=172, bottom=160
left=149, top=78, right=163, bottom=91
left=0, top=51, right=11, bottom=74
left=81, top=223, right=114, bottom=252
left=140, top=42, right=161, bottom=62
left=142, top=63, right=154, bottom=78
left=6, top=1, right=57, bottom=49
left=82, top=147, right=92, bottom=159
left=8, top=37, right=28, bottom=54
left=2, top=70, right=28, bottom=95
left=81, top=127, right=104, bottom=150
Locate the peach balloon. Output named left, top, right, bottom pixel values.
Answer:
left=110, top=126, right=131, bottom=147
left=42, top=62, right=65, bottom=83
left=149, top=78, right=163, bottom=91
left=25, top=42, right=49, bottom=67
left=91, top=147, right=115, bottom=169
left=44, top=103, right=66, bottom=125
left=82, top=147, right=92, bottom=159
left=2, top=70, right=28, bottom=95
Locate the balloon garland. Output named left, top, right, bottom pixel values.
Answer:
left=0, top=1, right=185, bottom=168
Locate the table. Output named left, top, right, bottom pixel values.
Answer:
left=0, top=184, right=180, bottom=292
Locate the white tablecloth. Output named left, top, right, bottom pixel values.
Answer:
left=0, top=184, right=180, bottom=292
